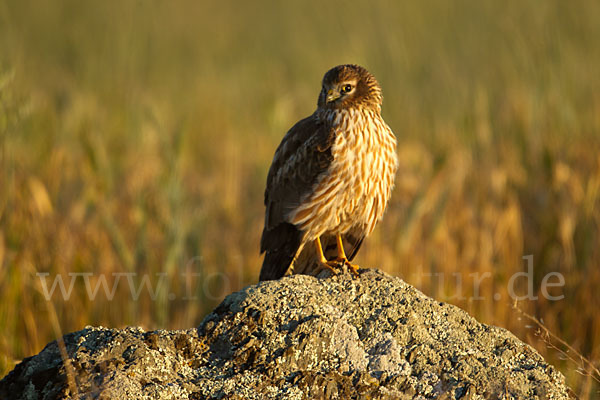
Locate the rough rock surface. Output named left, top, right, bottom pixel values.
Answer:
left=1, top=269, right=569, bottom=399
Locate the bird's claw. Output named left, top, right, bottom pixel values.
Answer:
left=316, top=258, right=361, bottom=279
left=316, top=260, right=342, bottom=276
left=333, top=258, right=361, bottom=278
left=346, top=262, right=360, bottom=278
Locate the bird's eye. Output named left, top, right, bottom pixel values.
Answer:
left=341, top=84, right=353, bottom=94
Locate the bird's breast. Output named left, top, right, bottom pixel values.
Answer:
left=290, top=108, right=398, bottom=239
left=330, top=109, right=398, bottom=230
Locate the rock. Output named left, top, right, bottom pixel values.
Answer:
left=0, top=269, right=569, bottom=399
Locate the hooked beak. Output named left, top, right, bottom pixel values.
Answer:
left=326, top=89, right=341, bottom=103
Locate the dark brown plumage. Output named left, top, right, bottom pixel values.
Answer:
left=260, top=64, right=398, bottom=281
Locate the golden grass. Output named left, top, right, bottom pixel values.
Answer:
left=1, top=0, right=599, bottom=396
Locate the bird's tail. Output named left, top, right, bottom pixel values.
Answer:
left=260, top=250, right=296, bottom=281
left=259, top=223, right=303, bottom=281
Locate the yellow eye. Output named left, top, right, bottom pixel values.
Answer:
left=341, top=84, right=353, bottom=93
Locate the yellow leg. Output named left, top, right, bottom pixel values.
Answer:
left=315, top=237, right=329, bottom=264
left=314, top=237, right=341, bottom=275
left=334, top=234, right=360, bottom=277
left=335, top=234, right=347, bottom=260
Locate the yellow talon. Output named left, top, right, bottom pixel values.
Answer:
left=346, top=261, right=360, bottom=278
left=334, top=234, right=360, bottom=278
left=314, top=237, right=341, bottom=275
left=314, top=235, right=361, bottom=278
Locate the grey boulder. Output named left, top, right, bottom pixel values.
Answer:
left=0, top=269, right=569, bottom=399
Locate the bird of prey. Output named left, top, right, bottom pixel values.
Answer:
left=259, top=64, right=398, bottom=281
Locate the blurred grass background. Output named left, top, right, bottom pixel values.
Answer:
left=1, top=0, right=599, bottom=396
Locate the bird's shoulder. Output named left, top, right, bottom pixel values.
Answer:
left=272, top=113, right=332, bottom=163
left=266, top=113, right=334, bottom=191
left=263, top=111, right=336, bottom=228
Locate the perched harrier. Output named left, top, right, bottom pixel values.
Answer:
left=259, top=64, right=398, bottom=281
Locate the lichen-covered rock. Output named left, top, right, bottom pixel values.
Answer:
left=0, top=269, right=569, bottom=399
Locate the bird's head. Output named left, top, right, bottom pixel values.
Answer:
left=318, top=64, right=383, bottom=113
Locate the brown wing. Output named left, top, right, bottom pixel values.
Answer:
left=259, top=113, right=335, bottom=281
